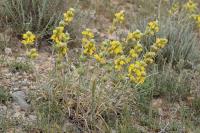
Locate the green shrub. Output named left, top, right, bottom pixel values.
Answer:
left=1, top=0, right=65, bottom=36
left=9, top=61, right=32, bottom=73
left=157, top=15, right=198, bottom=66
left=152, top=65, right=192, bottom=101
left=0, top=86, right=11, bottom=104
left=129, top=2, right=199, bottom=68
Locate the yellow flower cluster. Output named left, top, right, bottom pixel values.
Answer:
left=154, top=38, right=168, bottom=49
left=128, top=61, right=146, bottom=84
left=114, top=56, right=127, bottom=71
left=114, top=10, right=125, bottom=24
left=184, top=0, right=197, bottom=13
left=145, top=21, right=159, bottom=35
left=127, top=30, right=143, bottom=42
left=129, top=43, right=143, bottom=59
left=63, top=8, right=75, bottom=26
left=143, top=38, right=168, bottom=65
left=94, top=54, right=106, bottom=64
left=83, top=41, right=96, bottom=56
left=21, top=31, right=38, bottom=59
left=21, top=31, right=36, bottom=45
left=109, top=10, right=125, bottom=34
left=82, top=28, right=94, bottom=39
left=50, top=8, right=75, bottom=65
left=55, top=42, right=69, bottom=57
left=82, top=29, right=96, bottom=56
left=108, top=40, right=123, bottom=55
left=26, top=48, right=39, bottom=59
left=127, top=38, right=168, bottom=84
left=51, top=27, right=70, bottom=44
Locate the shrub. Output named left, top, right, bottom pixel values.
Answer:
left=151, top=65, right=192, bottom=101
left=157, top=15, right=198, bottom=66
left=9, top=60, right=33, bottom=73
left=1, top=0, right=66, bottom=36
left=129, top=1, right=199, bottom=68
left=0, top=86, right=11, bottom=104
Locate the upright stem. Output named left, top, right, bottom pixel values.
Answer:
left=158, top=0, right=162, bottom=21
left=76, top=75, right=81, bottom=118
left=91, top=79, right=96, bottom=125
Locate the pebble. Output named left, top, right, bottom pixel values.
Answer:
left=0, top=105, right=7, bottom=116
left=29, top=115, right=37, bottom=121
left=4, top=48, right=12, bottom=55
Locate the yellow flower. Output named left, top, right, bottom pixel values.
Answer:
left=154, top=38, right=168, bottom=48
left=26, top=48, right=38, bottom=59
left=144, top=52, right=156, bottom=58
left=55, top=42, right=69, bottom=56
left=83, top=41, right=96, bottom=56
left=108, top=40, right=123, bottom=55
left=82, top=38, right=89, bottom=45
left=129, top=49, right=138, bottom=58
left=138, top=60, right=147, bottom=68
left=109, top=10, right=125, bottom=34
left=127, top=30, right=143, bottom=42
left=128, top=61, right=146, bottom=84
left=114, top=10, right=125, bottom=24
left=94, top=54, right=106, bottom=64
left=21, top=31, right=36, bottom=45
left=51, top=27, right=70, bottom=44
left=145, top=21, right=159, bottom=35
left=184, top=0, right=197, bottom=13
left=126, top=57, right=132, bottom=63
left=114, top=56, right=127, bottom=71
left=134, top=43, right=143, bottom=53
left=129, top=43, right=143, bottom=59
left=82, top=29, right=94, bottom=39
left=64, top=8, right=75, bottom=25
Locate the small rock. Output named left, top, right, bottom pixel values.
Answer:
left=11, top=91, right=30, bottom=111
left=21, top=79, right=28, bottom=86
left=0, top=105, right=7, bottom=116
left=13, top=87, right=20, bottom=91
left=29, top=115, right=37, bottom=121
left=13, top=112, right=22, bottom=118
left=4, top=47, right=12, bottom=55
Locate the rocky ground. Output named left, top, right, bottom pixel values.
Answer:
left=0, top=50, right=55, bottom=132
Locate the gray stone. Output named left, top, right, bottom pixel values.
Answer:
left=11, top=91, right=30, bottom=111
